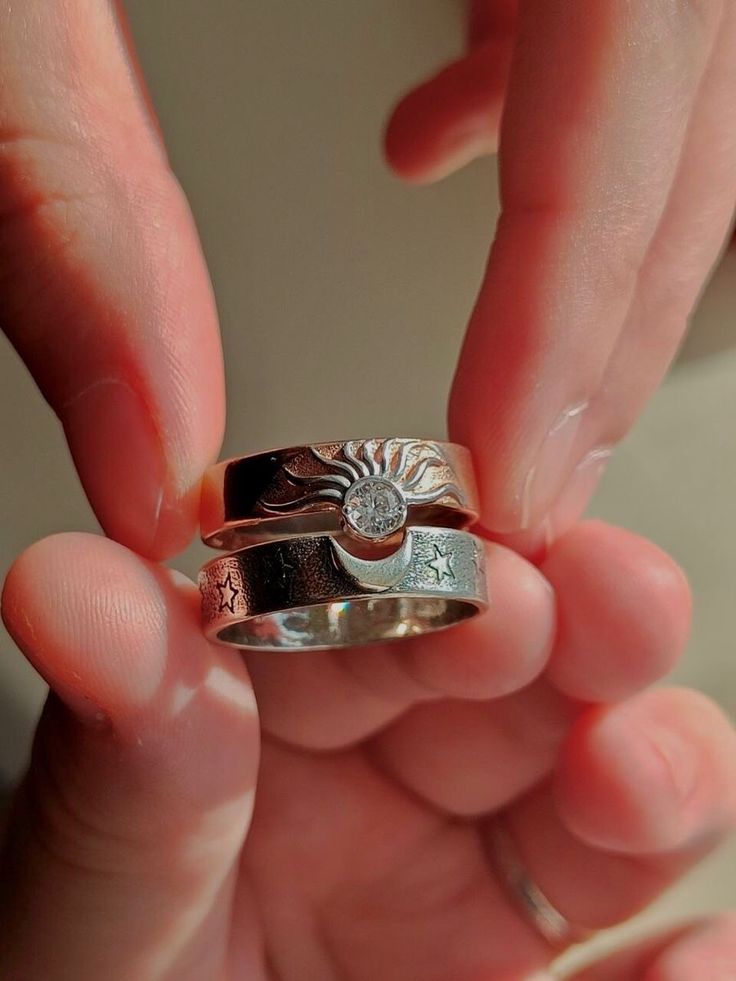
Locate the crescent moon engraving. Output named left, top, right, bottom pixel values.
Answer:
left=330, top=531, right=414, bottom=592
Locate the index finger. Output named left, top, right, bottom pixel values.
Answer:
left=0, top=0, right=225, bottom=558
left=447, top=0, right=734, bottom=534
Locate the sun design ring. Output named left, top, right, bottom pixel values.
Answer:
left=200, top=437, right=479, bottom=550
left=199, top=526, right=488, bottom=651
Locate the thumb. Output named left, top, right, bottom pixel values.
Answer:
left=0, top=534, right=259, bottom=981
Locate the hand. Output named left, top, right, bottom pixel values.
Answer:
left=385, top=0, right=736, bottom=553
left=2, top=526, right=736, bottom=978
left=1, top=2, right=734, bottom=979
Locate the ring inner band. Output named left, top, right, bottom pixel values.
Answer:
left=217, top=596, right=478, bottom=651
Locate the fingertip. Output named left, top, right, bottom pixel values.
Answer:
left=2, top=530, right=259, bottom=808
left=644, top=913, right=736, bottom=981
left=2, top=532, right=171, bottom=718
left=399, top=543, right=555, bottom=699
left=555, top=688, right=736, bottom=854
left=568, top=915, right=736, bottom=979
left=542, top=521, right=692, bottom=702
left=385, top=111, right=495, bottom=185
left=383, top=43, right=508, bottom=183
left=63, top=379, right=214, bottom=560
left=383, top=97, right=451, bottom=185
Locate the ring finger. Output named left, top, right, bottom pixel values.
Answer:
left=486, top=686, right=736, bottom=954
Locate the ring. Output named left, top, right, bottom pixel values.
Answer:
left=199, top=526, right=488, bottom=650
left=486, top=818, right=592, bottom=949
left=200, top=437, right=479, bottom=549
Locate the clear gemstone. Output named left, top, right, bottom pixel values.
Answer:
left=342, top=476, right=407, bottom=540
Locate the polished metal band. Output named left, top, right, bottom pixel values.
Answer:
left=199, top=526, right=488, bottom=651
left=486, top=819, right=592, bottom=949
left=200, top=437, right=479, bottom=550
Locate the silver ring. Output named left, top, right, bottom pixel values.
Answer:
left=200, top=437, right=480, bottom=549
left=199, top=526, right=488, bottom=650
left=487, top=819, right=592, bottom=949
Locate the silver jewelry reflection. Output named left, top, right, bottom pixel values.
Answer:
left=487, top=819, right=592, bottom=948
left=200, top=526, right=487, bottom=651
left=200, top=437, right=479, bottom=549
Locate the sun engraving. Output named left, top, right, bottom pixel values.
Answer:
left=262, top=438, right=465, bottom=541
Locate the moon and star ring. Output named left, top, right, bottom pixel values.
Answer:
left=200, top=526, right=487, bottom=651
left=198, top=437, right=487, bottom=651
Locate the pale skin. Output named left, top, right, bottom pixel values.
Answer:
left=1, top=1, right=735, bottom=978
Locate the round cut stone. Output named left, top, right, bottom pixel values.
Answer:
left=342, top=476, right=407, bottom=540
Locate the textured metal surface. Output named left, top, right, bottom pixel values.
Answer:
left=200, top=437, right=480, bottom=549
left=199, top=526, right=487, bottom=650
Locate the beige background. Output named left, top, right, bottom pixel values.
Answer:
left=0, top=1, right=734, bottom=972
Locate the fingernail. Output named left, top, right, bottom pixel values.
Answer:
left=548, top=446, right=612, bottom=537
left=520, top=401, right=588, bottom=528
left=646, top=724, right=701, bottom=809
left=489, top=517, right=554, bottom=563
left=641, top=722, right=706, bottom=849
left=63, top=378, right=167, bottom=556
left=615, top=718, right=702, bottom=850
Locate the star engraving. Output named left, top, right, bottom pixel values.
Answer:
left=427, top=545, right=455, bottom=583
left=216, top=571, right=240, bottom=614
